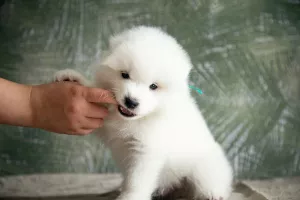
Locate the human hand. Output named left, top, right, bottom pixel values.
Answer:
left=29, top=82, right=116, bottom=135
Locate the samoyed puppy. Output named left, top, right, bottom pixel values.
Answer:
left=54, top=26, right=233, bottom=200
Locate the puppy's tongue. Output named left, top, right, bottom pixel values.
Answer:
left=120, top=106, right=133, bottom=115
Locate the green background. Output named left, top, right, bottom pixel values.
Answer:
left=0, top=0, right=299, bottom=180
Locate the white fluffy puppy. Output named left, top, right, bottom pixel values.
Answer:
left=54, top=26, right=233, bottom=200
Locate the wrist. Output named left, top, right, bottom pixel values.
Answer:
left=20, top=84, right=36, bottom=128
left=28, top=85, right=42, bottom=129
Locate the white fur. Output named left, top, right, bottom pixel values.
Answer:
left=54, top=26, right=233, bottom=200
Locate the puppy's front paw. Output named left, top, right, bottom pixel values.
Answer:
left=53, top=69, right=88, bottom=85
left=200, top=184, right=231, bottom=200
left=192, top=173, right=232, bottom=200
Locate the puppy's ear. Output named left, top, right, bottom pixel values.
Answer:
left=109, top=36, right=122, bottom=50
left=101, top=33, right=127, bottom=68
left=100, top=52, right=118, bottom=69
left=109, top=30, right=129, bottom=49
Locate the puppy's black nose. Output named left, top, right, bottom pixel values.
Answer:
left=124, top=97, right=139, bottom=109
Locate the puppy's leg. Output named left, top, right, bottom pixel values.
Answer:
left=189, top=146, right=233, bottom=200
left=53, top=69, right=90, bottom=86
left=116, top=154, right=163, bottom=200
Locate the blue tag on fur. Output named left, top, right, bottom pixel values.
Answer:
left=189, top=85, right=203, bottom=94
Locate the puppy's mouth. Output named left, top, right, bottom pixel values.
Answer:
left=118, top=105, right=136, bottom=117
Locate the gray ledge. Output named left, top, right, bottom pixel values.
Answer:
left=0, top=174, right=299, bottom=200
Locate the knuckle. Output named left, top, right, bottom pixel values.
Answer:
left=69, top=85, right=81, bottom=97
left=68, top=103, right=80, bottom=114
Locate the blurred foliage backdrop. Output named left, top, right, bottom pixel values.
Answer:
left=0, top=0, right=299, bottom=179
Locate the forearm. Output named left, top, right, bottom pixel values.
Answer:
left=0, top=78, right=33, bottom=127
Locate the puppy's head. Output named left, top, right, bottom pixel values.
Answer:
left=96, top=26, right=193, bottom=120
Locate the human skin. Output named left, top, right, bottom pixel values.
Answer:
left=0, top=78, right=117, bottom=135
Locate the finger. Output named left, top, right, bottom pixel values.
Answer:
left=65, top=127, right=94, bottom=136
left=85, top=103, right=109, bottom=118
left=84, top=87, right=117, bottom=104
left=79, top=129, right=94, bottom=135
left=81, top=117, right=104, bottom=130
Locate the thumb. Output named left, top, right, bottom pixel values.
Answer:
left=84, top=87, right=117, bottom=104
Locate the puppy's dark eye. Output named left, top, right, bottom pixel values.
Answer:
left=149, top=83, right=158, bottom=90
left=121, top=72, right=130, bottom=79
